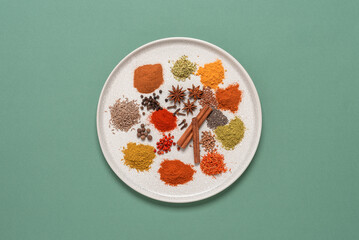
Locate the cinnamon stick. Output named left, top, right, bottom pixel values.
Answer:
left=180, top=106, right=212, bottom=148
left=177, top=105, right=209, bottom=147
left=177, top=106, right=213, bottom=149
left=192, top=117, right=200, bottom=165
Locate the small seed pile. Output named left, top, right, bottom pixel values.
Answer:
left=200, top=131, right=217, bottom=152
left=155, top=133, right=176, bottom=155
left=199, top=87, right=218, bottom=109
left=140, top=92, right=162, bottom=115
left=206, top=109, right=228, bottom=129
left=109, top=98, right=140, bottom=132
left=171, top=55, right=197, bottom=81
left=136, top=124, right=152, bottom=141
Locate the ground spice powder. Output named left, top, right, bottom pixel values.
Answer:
left=216, top=84, right=242, bottom=113
left=134, top=64, right=164, bottom=93
left=196, top=60, right=225, bottom=89
left=200, top=151, right=227, bottom=176
left=150, top=109, right=177, bottom=132
left=215, top=117, right=245, bottom=150
left=158, top=160, right=196, bottom=186
left=121, top=142, right=156, bottom=171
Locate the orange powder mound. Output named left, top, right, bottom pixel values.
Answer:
left=150, top=109, right=177, bottom=132
left=196, top=60, right=225, bottom=89
left=215, top=83, right=242, bottom=113
left=158, top=160, right=196, bottom=186
left=134, top=64, right=164, bottom=93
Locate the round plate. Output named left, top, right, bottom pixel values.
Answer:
left=97, top=37, right=262, bottom=203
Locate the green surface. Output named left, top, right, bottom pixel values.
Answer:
left=1, top=0, right=358, bottom=239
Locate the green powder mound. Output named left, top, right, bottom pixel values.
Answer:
left=171, top=55, right=197, bottom=81
left=215, top=117, right=245, bottom=150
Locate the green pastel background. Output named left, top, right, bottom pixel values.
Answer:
left=1, top=0, right=358, bottom=239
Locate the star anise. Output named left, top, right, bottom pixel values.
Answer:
left=182, top=100, right=197, bottom=115
left=168, top=85, right=186, bottom=105
left=187, top=84, right=203, bottom=100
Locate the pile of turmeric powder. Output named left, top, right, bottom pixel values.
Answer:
left=196, top=60, right=225, bottom=89
left=121, top=142, right=156, bottom=171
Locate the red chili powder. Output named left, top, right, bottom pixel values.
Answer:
left=200, top=151, right=227, bottom=176
left=150, top=109, right=177, bottom=132
left=134, top=64, right=164, bottom=93
left=215, top=83, right=242, bottom=113
left=158, top=160, right=196, bottom=186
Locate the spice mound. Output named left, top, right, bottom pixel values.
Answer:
left=121, top=142, right=156, bottom=171
left=200, top=151, right=227, bottom=176
left=171, top=55, right=197, bottom=81
left=155, top=133, right=175, bottom=155
left=196, top=60, right=225, bottom=89
left=215, top=117, right=245, bottom=150
left=158, top=160, right=196, bottom=186
left=150, top=109, right=177, bottom=132
left=199, top=87, right=218, bottom=109
left=134, top=64, right=164, bottom=93
left=109, top=98, right=140, bottom=132
left=206, top=109, right=228, bottom=130
left=200, top=131, right=217, bottom=152
left=216, top=84, right=242, bottom=113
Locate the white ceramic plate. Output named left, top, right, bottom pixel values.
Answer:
left=97, top=37, right=262, bottom=203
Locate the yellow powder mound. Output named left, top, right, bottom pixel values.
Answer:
left=121, top=142, right=156, bottom=171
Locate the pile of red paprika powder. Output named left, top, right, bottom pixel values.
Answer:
left=150, top=109, right=177, bottom=132
left=158, top=160, right=196, bottom=186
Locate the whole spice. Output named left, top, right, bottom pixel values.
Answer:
left=177, top=105, right=213, bottom=148
left=192, top=117, right=200, bottom=164
left=136, top=125, right=152, bottom=141
left=200, top=131, right=217, bottom=152
left=216, top=84, right=242, bottom=113
left=171, top=55, right=197, bottom=81
left=134, top=64, right=164, bottom=93
left=182, top=100, right=197, bottom=115
left=156, top=133, right=175, bottom=155
left=206, top=109, right=228, bottom=129
left=196, top=60, right=225, bottom=89
left=215, top=117, right=245, bottom=150
left=109, top=98, right=140, bottom=132
left=199, top=87, right=218, bottom=109
left=167, top=105, right=176, bottom=109
left=178, top=119, right=186, bottom=126
left=187, top=85, right=203, bottom=100
left=150, top=109, right=177, bottom=132
left=168, top=85, right=186, bottom=105
left=180, top=123, right=188, bottom=130
left=200, top=151, right=227, bottom=176
left=141, top=92, right=162, bottom=112
left=121, top=142, right=156, bottom=171
left=173, top=108, right=180, bottom=116
left=158, top=160, right=196, bottom=186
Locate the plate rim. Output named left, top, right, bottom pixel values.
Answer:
left=96, top=37, right=262, bottom=203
